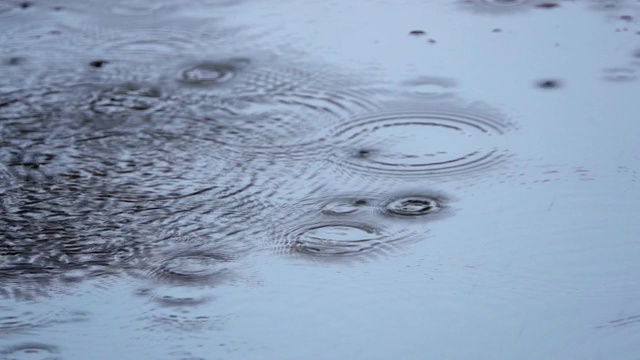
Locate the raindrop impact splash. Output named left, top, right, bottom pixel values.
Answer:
left=177, top=58, right=250, bottom=87
left=383, top=195, right=443, bottom=217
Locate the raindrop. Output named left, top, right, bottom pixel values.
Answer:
left=88, top=60, right=108, bottom=68
left=535, top=79, right=562, bottom=89
left=5, top=57, right=26, bottom=66
left=535, top=3, right=560, bottom=8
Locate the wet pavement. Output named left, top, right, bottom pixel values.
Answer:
left=1, top=0, right=640, bottom=359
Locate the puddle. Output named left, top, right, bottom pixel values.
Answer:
left=1, top=0, right=639, bottom=359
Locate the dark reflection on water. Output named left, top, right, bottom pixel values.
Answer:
left=1, top=35, right=510, bottom=297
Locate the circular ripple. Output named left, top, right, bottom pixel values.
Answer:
left=328, top=103, right=513, bottom=180
left=148, top=251, right=235, bottom=285
left=272, top=220, right=419, bottom=260
left=293, top=222, right=383, bottom=256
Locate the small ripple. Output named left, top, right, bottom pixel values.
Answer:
left=601, top=67, right=638, bottom=82
left=0, top=343, right=60, bottom=360
left=458, top=0, right=567, bottom=14
left=133, top=306, right=229, bottom=343
left=586, top=0, right=639, bottom=12
left=457, top=0, right=543, bottom=14
left=327, top=101, right=514, bottom=180
left=135, top=286, right=216, bottom=307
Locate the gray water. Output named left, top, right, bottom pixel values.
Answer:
left=1, top=0, right=640, bottom=359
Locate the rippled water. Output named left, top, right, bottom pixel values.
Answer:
left=1, top=0, right=639, bottom=359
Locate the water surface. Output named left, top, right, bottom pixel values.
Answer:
left=1, top=0, right=640, bottom=359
